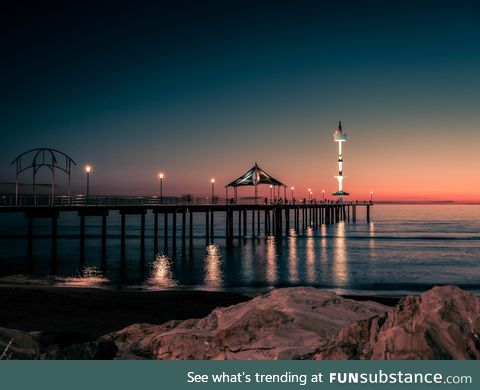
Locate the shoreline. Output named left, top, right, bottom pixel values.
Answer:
left=0, top=282, right=401, bottom=349
left=0, top=284, right=250, bottom=347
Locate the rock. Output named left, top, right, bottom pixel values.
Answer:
left=105, top=287, right=389, bottom=360
left=6, top=285, right=475, bottom=360
left=0, top=327, right=42, bottom=359
left=313, top=285, right=480, bottom=360
left=43, top=340, right=118, bottom=360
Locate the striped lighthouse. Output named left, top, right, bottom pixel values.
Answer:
left=333, top=121, right=349, bottom=202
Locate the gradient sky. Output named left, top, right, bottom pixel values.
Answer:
left=1, top=0, right=480, bottom=201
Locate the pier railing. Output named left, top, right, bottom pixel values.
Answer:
left=0, top=194, right=373, bottom=207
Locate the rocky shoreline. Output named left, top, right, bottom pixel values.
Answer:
left=1, top=284, right=478, bottom=360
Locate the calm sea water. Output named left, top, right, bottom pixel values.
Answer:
left=0, top=205, right=479, bottom=295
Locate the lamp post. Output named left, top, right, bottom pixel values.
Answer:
left=310, top=191, right=313, bottom=203
left=159, top=173, right=164, bottom=203
left=308, top=188, right=311, bottom=203
left=290, top=186, right=294, bottom=203
left=211, top=178, right=215, bottom=203
left=322, top=189, right=325, bottom=202
left=370, top=191, right=374, bottom=203
left=269, top=185, right=273, bottom=204
left=85, top=165, right=91, bottom=200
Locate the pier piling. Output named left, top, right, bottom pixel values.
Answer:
left=8, top=202, right=372, bottom=271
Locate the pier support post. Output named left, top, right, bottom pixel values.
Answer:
left=238, top=210, right=241, bottom=237
left=367, top=205, right=370, bottom=223
left=251, top=209, right=255, bottom=237
left=275, top=207, right=282, bottom=236
left=101, top=214, right=107, bottom=269
left=264, top=209, right=268, bottom=235
left=267, top=210, right=271, bottom=235
left=120, top=213, right=126, bottom=269
left=189, top=211, right=193, bottom=247
left=206, top=210, right=210, bottom=244
left=172, top=210, right=177, bottom=251
left=225, top=210, right=229, bottom=240
left=164, top=213, right=168, bottom=252
left=228, top=209, right=233, bottom=244
left=285, top=206, right=290, bottom=236
left=140, top=212, right=146, bottom=261
left=51, top=215, right=57, bottom=273
left=153, top=212, right=158, bottom=254
left=243, top=209, right=247, bottom=236
left=27, top=216, right=33, bottom=272
left=182, top=210, right=186, bottom=249
left=80, top=214, right=85, bottom=266
left=210, top=210, right=214, bottom=242
left=257, top=210, right=260, bottom=236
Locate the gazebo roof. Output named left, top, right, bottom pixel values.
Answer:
left=226, top=163, right=285, bottom=187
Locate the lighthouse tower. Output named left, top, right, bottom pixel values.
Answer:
left=333, top=121, right=349, bottom=201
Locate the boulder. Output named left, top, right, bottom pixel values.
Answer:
left=0, top=327, right=42, bottom=359
left=104, top=287, right=389, bottom=359
left=43, top=340, right=118, bottom=360
left=313, top=285, right=480, bottom=360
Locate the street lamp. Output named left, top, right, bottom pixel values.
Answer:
left=308, top=188, right=311, bottom=202
left=269, top=185, right=273, bottom=204
left=159, top=173, right=164, bottom=203
left=370, top=191, right=374, bottom=203
left=322, top=189, right=325, bottom=202
left=85, top=165, right=91, bottom=199
left=211, top=178, right=215, bottom=203
left=290, top=186, right=294, bottom=203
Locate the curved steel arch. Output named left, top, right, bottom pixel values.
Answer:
left=11, top=148, right=77, bottom=205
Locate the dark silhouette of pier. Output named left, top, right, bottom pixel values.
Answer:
left=0, top=197, right=372, bottom=274
left=2, top=148, right=372, bottom=274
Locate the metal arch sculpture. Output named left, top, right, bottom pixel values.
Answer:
left=11, top=148, right=76, bottom=205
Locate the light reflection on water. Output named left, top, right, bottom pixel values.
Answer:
left=287, top=234, right=298, bottom=283
left=59, top=266, right=110, bottom=287
left=1, top=205, right=480, bottom=294
left=204, top=244, right=222, bottom=287
left=305, top=227, right=316, bottom=283
left=333, top=222, right=348, bottom=286
left=148, top=254, right=176, bottom=287
left=265, top=237, right=277, bottom=284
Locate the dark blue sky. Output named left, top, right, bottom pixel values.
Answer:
left=1, top=1, right=480, bottom=199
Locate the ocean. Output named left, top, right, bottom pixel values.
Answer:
left=0, top=204, right=479, bottom=295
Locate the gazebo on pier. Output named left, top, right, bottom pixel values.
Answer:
left=225, top=162, right=287, bottom=203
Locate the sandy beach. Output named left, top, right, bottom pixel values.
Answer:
left=0, top=284, right=250, bottom=347
left=0, top=280, right=402, bottom=349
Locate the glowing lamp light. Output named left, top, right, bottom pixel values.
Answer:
left=159, top=173, right=164, bottom=179
left=211, top=178, right=215, bottom=184
left=85, top=165, right=91, bottom=173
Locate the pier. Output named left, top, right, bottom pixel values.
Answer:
left=2, top=150, right=373, bottom=273
left=0, top=198, right=372, bottom=273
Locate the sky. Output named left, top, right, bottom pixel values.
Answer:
left=1, top=0, right=480, bottom=201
